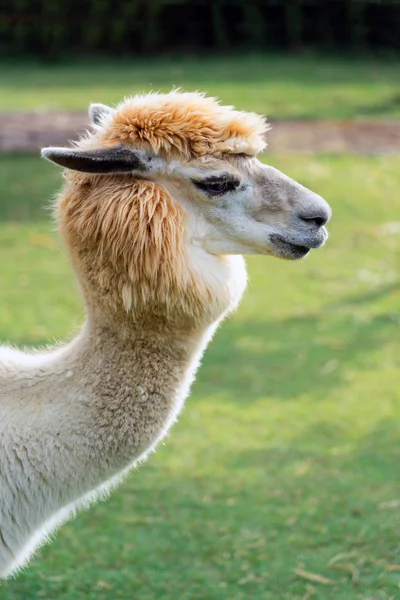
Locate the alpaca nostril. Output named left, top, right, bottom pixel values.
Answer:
left=299, top=213, right=328, bottom=228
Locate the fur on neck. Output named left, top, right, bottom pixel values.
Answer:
left=57, top=173, right=245, bottom=330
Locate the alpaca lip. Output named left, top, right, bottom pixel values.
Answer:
left=270, top=229, right=328, bottom=259
left=270, top=234, right=312, bottom=259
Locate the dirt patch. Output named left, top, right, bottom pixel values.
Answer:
left=0, top=111, right=399, bottom=154
left=268, top=119, right=400, bottom=154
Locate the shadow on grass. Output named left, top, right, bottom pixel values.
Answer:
left=200, top=300, right=398, bottom=403
left=328, top=281, right=400, bottom=306
left=228, top=417, right=400, bottom=478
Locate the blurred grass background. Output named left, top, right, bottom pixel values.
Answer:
left=1, top=49, right=400, bottom=600
left=1, top=54, right=399, bottom=118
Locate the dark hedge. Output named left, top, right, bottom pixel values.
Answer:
left=1, top=0, right=399, bottom=58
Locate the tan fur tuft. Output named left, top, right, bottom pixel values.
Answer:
left=98, top=92, right=268, bottom=158
left=58, top=174, right=194, bottom=316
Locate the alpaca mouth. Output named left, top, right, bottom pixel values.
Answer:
left=272, top=238, right=310, bottom=259
left=270, top=231, right=327, bottom=260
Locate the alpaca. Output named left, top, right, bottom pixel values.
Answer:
left=0, top=91, right=331, bottom=578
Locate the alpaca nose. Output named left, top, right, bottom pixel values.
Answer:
left=298, top=202, right=331, bottom=229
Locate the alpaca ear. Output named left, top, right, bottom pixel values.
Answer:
left=41, top=145, right=152, bottom=174
left=89, top=103, right=114, bottom=125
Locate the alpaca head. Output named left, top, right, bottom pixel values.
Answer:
left=43, top=92, right=331, bottom=262
left=42, top=92, right=331, bottom=322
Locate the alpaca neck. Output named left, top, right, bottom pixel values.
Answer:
left=53, top=297, right=218, bottom=463
left=0, top=249, right=247, bottom=581
left=0, top=306, right=215, bottom=579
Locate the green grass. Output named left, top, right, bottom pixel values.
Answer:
left=1, top=54, right=400, bottom=118
left=1, top=152, right=400, bottom=599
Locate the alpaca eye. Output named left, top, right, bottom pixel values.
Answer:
left=193, top=177, right=239, bottom=197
